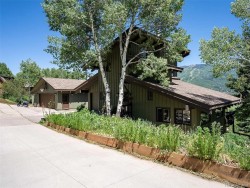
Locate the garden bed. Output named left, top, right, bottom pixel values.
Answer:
left=46, top=121, right=250, bottom=187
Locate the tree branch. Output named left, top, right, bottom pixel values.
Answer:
left=126, top=46, right=166, bottom=68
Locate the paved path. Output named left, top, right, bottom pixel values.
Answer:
left=0, top=103, right=231, bottom=188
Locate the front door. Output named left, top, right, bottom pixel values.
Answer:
left=62, top=94, right=69, bottom=110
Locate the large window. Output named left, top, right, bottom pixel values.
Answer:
left=174, top=109, right=191, bottom=125
left=156, top=107, right=170, bottom=123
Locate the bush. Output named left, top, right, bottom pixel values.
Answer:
left=45, top=110, right=249, bottom=170
left=156, top=125, right=183, bottom=151
left=76, top=103, right=86, bottom=112
left=187, top=123, right=223, bottom=160
left=223, top=132, right=250, bottom=170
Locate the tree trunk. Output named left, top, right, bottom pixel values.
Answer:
left=116, top=66, right=126, bottom=117
left=98, top=57, right=111, bottom=115
left=89, top=12, right=111, bottom=115
left=116, top=25, right=134, bottom=117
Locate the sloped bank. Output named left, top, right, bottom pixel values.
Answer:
left=45, top=121, right=250, bottom=187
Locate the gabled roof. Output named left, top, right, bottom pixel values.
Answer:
left=31, top=77, right=85, bottom=93
left=42, top=77, right=85, bottom=90
left=126, top=75, right=240, bottom=112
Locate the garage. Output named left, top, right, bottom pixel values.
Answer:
left=39, top=94, right=55, bottom=109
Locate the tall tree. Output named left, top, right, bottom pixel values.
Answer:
left=2, top=79, right=29, bottom=102
left=43, top=0, right=117, bottom=115
left=0, top=62, right=13, bottom=77
left=16, top=59, right=42, bottom=87
left=200, top=0, right=250, bottom=132
left=43, top=0, right=190, bottom=116
left=103, top=0, right=190, bottom=116
left=41, top=68, right=87, bottom=79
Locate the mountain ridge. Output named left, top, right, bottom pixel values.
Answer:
left=178, top=64, right=235, bottom=94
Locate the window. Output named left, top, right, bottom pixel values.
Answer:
left=156, top=107, right=170, bottom=123
left=147, top=90, right=153, bottom=101
left=175, top=109, right=191, bottom=125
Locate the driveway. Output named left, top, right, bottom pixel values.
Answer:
left=0, top=103, right=231, bottom=188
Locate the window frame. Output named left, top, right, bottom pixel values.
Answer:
left=156, top=107, right=170, bottom=123
left=174, top=108, right=191, bottom=125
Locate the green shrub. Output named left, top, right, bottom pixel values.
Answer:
left=45, top=110, right=250, bottom=170
left=187, top=123, right=223, bottom=160
left=76, top=103, right=86, bottom=112
left=156, top=125, right=183, bottom=151
left=223, top=132, right=250, bottom=170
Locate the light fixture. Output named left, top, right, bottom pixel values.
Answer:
left=40, top=88, right=44, bottom=92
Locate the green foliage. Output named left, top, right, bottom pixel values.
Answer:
left=2, top=79, right=29, bottom=102
left=43, top=0, right=190, bottom=116
left=156, top=125, right=182, bottom=151
left=231, top=0, right=250, bottom=20
left=137, top=54, right=170, bottom=87
left=16, top=59, right=42, bottom=87
left=46, top=109, right=183, bottom=152
left=200, top=28, right=242, bottom=77
left=187, top=123, right=223, bottom=160
left=46, top=110, right=250, bottom=170
left=0, top=62, right=13, bottom=77
left=223, top=132, right=250, bottom=170
left=200, top=0, right=250, bottom=134
left=76, top=103, right=86, bottom=112
left=41, top=68, right=87, bottom=80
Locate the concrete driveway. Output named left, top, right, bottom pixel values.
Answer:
left=0, top=103, right=231, bottom=188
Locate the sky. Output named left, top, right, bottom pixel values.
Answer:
left=0, top=0, right=242, bottom=75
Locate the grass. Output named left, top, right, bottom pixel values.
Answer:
left=223, top=132, right=250, bottom=170
left=46, top=109, right=250, bottom=170
left=187, top=123, right=223, bottom=160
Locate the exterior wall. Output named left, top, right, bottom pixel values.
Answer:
left=89, top=80, right=99, bottom=111
left=130, top=83, right=201, bottom=128
left=69, top=93, right=88, bottom=109
left=57, top=92, right=62, bottom=110
left=42, top=83, right=55, bottom=93
left=33, top=94, right=39, bottom=107
left=56, top=92, right=88, bottom=110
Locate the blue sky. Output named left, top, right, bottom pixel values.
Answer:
left=0, top=0, right=242, bottom=75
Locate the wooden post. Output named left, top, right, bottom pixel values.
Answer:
left=221, top=108, right=226, bottom=134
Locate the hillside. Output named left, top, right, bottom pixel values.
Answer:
left=178, top=64, right=235, bottom=94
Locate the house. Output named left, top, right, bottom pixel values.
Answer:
left=78, top=28, right=240, bottom=130
left=31, top=77, right=88, bottom=110
left=0, top=75, right=14, bottom=96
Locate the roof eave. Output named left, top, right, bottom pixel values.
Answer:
left=126, top=75, right=240, bottom=112
left=209, top=100, right=241, bottom=111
